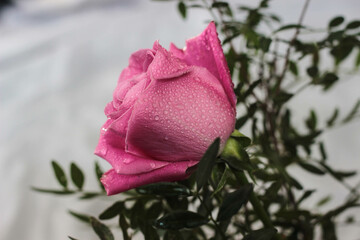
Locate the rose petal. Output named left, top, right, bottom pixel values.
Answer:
left=169, top=21, right=236, bottom=107
left=101, top=160, right=197, bottom=195
left=148, top=43, right=190, bottom=80
left=126, top=67, right=235, bottom=161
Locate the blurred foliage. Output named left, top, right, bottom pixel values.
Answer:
left=35, top=0, right=360, bottom=239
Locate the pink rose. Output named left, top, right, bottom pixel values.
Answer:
left=95, top=22, right=236, bottom=195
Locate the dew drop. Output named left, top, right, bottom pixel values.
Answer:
left=154, top=115, right=160, bottom=121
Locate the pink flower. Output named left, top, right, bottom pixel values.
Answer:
left=95, top=22, right=236, bottom=195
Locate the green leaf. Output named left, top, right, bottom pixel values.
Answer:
left=342, top=99, right=360, bottom=123
left=231, top=130, right=251, bottom=148
left=119, top=213, right=130, bottom=240
left=319, top=142, right=327, bottom=161
left=154, top=211, right=208, bottom=230
left=328, top=16, right=345, bottom=28
left=212, top=165, right=230, bottom=197
left=178, top=2, right=186, bottom=19
left=217, top=184, right=253, bottom=221
left=68, top=236, right=79, bottom=240
left=99, top=201, right=123, bottom=220
left=196, top=138, right=220, bottom=191
left=298, top=161, right=325, bottom=175
left=306, top=66, right=318, bottom=78
left=305, top=110, right=317, bottom=130
left=259, top=36, right=272, bottom=52
left=31, top=187, right=75, bottom=195
left=70, top=162, right=84, bottom=190
left=95, top=161, right=105, bottom=191
left=274, top=91, right=293, bottom=105
left=320, top=73, right=339, bottom=90
left=51, top=160, right=68, bottom=189
left=243, top=227, right=277, bottom=240
left=317, top=195, right=332, bottom=207
left=297, top=190, right=316, bottom=205
left=136, top=182, right=191, bottom=197
left=90, top=217, right=114, bottom=240
left=68, top=210, right=91, bottom=223
left=79, top=192, right=103, bottom=199
left=346, top=20, right=360, bottom=30
left=274, top=24, right=306, bottom=33
left=289, top=61, right=298, bottom=76
left=355, top=50, right=360, bottom=68
left=326, top=108, right=339, bottom=127
left=211, top=1, right=229, bottom=8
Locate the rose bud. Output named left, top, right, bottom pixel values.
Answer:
left=95, top=22, right=236, bottom=195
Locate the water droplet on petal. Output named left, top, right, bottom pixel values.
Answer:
left=154, top=115, right=160, bottom=121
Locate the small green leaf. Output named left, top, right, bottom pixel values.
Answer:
left=306, top=66, right=318, bottom=78
left=328, top=16, right=344, bottom=28
left=136, top=182, right=191, bottom=197
left=90, top=217, right=114, bottom=240
left=319, top=142, right=327, bottom=161
left=95, top=161, right=105, bottom=191
left=289, top=61, right=298, bottom=76
left=154, top=211, right=208, bottom=230
left=259, top=36, right=272, bottom=52
left=346, top=20, right=360, bottom=30
left=196, top=138, right=220, bottom=191
left=68, top=210, right=91, bottom=223
left=119, top=213, right=130, bottom=240
left=274, top=24, right=306, bottom=33
left=243, top=227, right=277, bottom=240
left=274, top=91, right=293, bottom=105
left=305, top=110, right=317, bottom=130
left=326, top=108, right=339, bottom=127
left=178, top=2, right=186, bottom=19
left=70, top=162, right=85, bottom=190
left=297, top=190, right=316, bottom=205
left=298, top=161, right=325, bottom=175
left=212, top=165, right=230, bottom=197
left=68, top=236, right=79, bottom=240
left=31, top=187, right=75, bottom=195
left=342, top=99, right=360, bottom=123
left=320, top=73, right=339, bottom=90
left=317, top=195, right=332, bottom=207
left=217, top=184, right=253, bottom=221
left=211, top=1, right=229, bottom=8
left=99, top=202, right=123, bottom=220
left=231, top=130, right=251, bottom=148
left=51, top=160, right=68, bottom=189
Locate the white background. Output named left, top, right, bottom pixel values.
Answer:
left=0, top=0, right=359, bottom=239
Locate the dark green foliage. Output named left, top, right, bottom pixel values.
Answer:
left=52, top=160, right=68, bottom=189
left=90, top=217, right=114, bottom=240
left=177, top=2, right=186, bottom=19
left=70, top=162, right=84, bottom=190
left=136, top=182, right=191, bottom=197
left=154, top=211, right=209, bottom=230
left=217, top=184, right=253, bottom=221
left=243, top=227, right=277, bottom=240
left=196, top=137, right=220, bottom=190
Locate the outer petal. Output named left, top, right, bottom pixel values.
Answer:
left=126, top=66, right=236, bottom=161
left=101, top=160, right=197, bottom=195
left=95, top=107, right=168, bottom=175
left=169, top=21, right=236, bottom=108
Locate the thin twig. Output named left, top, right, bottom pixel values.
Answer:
left=276, top=0, right=311, bottom=94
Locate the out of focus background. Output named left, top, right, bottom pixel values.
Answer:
left=0, top=0, right=359, bottom=239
